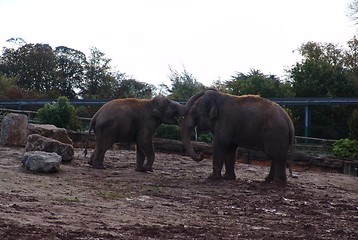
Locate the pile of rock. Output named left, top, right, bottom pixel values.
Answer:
left=0, top=113, right=74, bottom=173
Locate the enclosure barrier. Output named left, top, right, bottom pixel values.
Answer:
left=1, top=97, right=358, bottom=138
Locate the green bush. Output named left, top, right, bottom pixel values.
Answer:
left=348, top=109, right=358, bottom=140
left=155, top=124, right=180, bottom=140
left=332, top=139, right=358, bottom=159
left=197, top=133, right=214, bottom=143
left=155, top=125, right=214, bottom=143
left=36, top=96, right=80, bottom=131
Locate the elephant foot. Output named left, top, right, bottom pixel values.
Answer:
left=222, top=173, right=236, bottom=180
left=265, top=174, right=287, bottom=184
left=88, top=157, right=105, bottom=169
left=135, top=165, right=153, bottom=172
left=89, top=161, right=105, bottom=169
left=208, top=172, right=222, bottom=180
left=135, top=166, right=146, bottom=172
left=91, top=164, right=105, bottom=169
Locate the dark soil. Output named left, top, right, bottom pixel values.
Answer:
left=0, top=146, right=357, bottom=239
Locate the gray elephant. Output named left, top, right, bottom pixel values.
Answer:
left=181, top=90, right=295, bottom=183
left=84, top=96, right=186, bottom=172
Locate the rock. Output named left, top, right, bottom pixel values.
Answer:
left=0, top=113, right=28, bottom=147
left=28, top=123, right=73, bottom=145
left=22, top=151, right=61, bottom=173
left=26, top=134, right=74, bottom=162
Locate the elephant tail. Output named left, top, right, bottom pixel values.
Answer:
left=83, top=117, right=95, bottom=157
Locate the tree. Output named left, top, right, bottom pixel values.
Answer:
left=210, top=78, right=230, bottom=93
left=0, top=43, right=57, bottom=97
left=289, top=42, right=351, bottom=97
left=288, top=41, right=358, bottom=139
left=344, top=36, right=358, bottom=97
left=165, top=66, right=206, bottom=99
left=116, top=78, right=154, bottom=99
left=80, top=47, right=118, bottom=98
left=226, top=69, right=294, bottom=97
left=54, top=46, right=86, bottom=98
left=0, top=74, right=37, bottom=99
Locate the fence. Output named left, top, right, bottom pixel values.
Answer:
left=0, top=107, right=338, bottom=148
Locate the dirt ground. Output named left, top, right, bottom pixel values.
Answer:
left=0, top=146, right=357, bottom=240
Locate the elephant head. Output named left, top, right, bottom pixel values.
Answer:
left=181, top=90, right=218, bottom=162
left=151, top=90, right=208, bottom=125
left=151, top=96, right=185, bottom=124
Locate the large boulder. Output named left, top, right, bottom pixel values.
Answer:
left=0, top=113, right=28, bottom=147
left=26, top=134, right=74, bottom=162
left=22, top=151, right=61, bottom=173
left=28, top=123, right=73, bottom=145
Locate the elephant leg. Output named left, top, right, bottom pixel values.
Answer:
left=223, top=147, right=237, bottom=180
left=274, top=157, right=287, bottom=183
left=264, top=138, right=288, bottom=183
left=143, top=147, right=155, bottom=172
left=265, top=160, right=275, bottom=182
left=265, top=157, right=287, bottom=183
left=208, top=142, right=224, bottom=179
left=135, top=146, right=146, bottom=172
left=91, top=147, right=106, bottom=169
left=90, top=138, right=113, bottom=169
left=136, top=139, right=154, bottom=172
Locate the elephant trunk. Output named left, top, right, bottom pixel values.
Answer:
left=181, top=117, right=203, bottom=162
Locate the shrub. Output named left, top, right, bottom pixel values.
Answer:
left=197, top=133, right=214, bottom=143
left=332, top=138, right=358, bottom=159
left=348, top=109, right=358, bottom=140
left=36, top=96, right=80, bottom=131
left=155, top=125, right=180, bottom=140
left=155, top=125, right=214, bottom=143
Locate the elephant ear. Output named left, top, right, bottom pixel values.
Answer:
left=152, top=96, right=164, bottom=118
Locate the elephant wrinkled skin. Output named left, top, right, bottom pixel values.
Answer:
left=181, top=90, right=295, bottom=183
left=84, top=96, right=184, bottom=172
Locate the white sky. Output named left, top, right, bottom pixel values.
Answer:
left=0, top=0, right=357, bottom=87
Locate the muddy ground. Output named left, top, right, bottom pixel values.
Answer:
left=0, top=146, right=357, bottom=240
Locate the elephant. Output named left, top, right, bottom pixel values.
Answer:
left=181, top=89, right=295, bottom=183
left=84, top=93, right=204, bottom=172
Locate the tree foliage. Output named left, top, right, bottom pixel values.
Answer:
left=80, top=47, right=114, bottom=98
left=288, top=40, right=358, bottom=139
left=225, top=69, right=294, bottom=97
left=289, top=42, right=356, bottom=97
left=54, top=46, right=86, bottom=98
left=0, top=40, right=153, bottom=99
left=116, top=78, right=154, bottom=99
left=1, top=43, right=57, bottom=95
left=165, top=66, right=206, bottom=99
left=0, top=74, right=35, bottom=99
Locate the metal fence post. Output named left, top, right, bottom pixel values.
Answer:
left=304, top=105, right=310, bottom=141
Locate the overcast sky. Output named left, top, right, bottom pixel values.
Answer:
left=0, top=0, right=356, bottom=87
